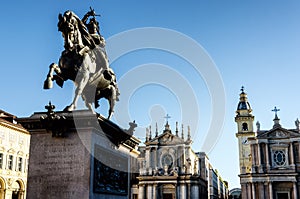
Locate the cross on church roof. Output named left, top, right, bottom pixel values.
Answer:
left=164, top=114, right=171, bottom=123
left=272, top=106, right=280, bottom=118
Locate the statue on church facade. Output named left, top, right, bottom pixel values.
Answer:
left=43, top=8, right=120, bottom=119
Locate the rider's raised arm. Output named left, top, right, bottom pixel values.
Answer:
left=82, top=11, right=92, bottom=24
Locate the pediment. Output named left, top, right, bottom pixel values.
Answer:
left=268, top=130, right=289, bottom=138
left=148, top=131, right=184, bottom=145
left=258, top=127, right=300, bottom=139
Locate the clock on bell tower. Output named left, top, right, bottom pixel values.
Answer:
left=235, top=87, right=255, bottom=174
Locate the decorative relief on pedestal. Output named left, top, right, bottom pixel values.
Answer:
left=93, top=144, right=128, bottom=195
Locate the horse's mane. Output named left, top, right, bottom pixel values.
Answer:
left=58, top=10, right=96, bottom=49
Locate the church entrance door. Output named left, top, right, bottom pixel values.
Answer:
left=276, top=192, right=289, bottom=199
left=163, top=193, right=173, bottom=199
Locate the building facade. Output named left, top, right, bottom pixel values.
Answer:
left=0, top=110, right=30, bottom=199
left=131, top=122, right=228, bottom=199
left=235, top=88, right=300, bottom=199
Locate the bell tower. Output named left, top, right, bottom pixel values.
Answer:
left=235, top=87, right=255, bottom=174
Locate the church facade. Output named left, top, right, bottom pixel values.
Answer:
left=131, top=122, right=229, bottom=199
left=235, top=88, right=300, bottom=199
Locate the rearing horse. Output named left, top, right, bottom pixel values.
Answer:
left=44, top=10, right=119, bottom=119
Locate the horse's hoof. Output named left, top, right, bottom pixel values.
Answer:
left=43, top=77, right=53, bottom=89
left=63, top=105, right=75, bottom=112
left=107, top=112, right=114, bottom=120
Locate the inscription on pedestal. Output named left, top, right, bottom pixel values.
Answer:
left=39, top=142, right=83, bottom=174
left=28, top=132, right=90, bottom=199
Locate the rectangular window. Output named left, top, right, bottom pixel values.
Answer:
left=0, top=153, right=3, bottom=169
left=18, top=157, right=22, bottom=172
left=25, top=158, right=29, bottom=173
left=8, top=155, right=13, bottom=170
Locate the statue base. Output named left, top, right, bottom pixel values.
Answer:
left=17, top=110, right=140, bottom=199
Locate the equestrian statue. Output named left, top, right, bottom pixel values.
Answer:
left=43, top=8, right=120, bottom=119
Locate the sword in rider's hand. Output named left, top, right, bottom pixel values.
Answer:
left=90, top=7, right=101, bottom=17
left=89, top=7, right=101, bottom=36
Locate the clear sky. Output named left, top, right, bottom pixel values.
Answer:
left=1, top=0, right=300, bottom=189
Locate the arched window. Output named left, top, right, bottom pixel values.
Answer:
left=242, top=123, right=248, bottom=131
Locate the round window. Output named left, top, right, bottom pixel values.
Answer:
left=273, top=150, right=286, bottom=166
left=162, top=154, right=173, bottom=167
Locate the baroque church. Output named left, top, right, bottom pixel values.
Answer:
left=235, top=88, right=300, bottom=199
left=131, top=121, right=229, bottom=199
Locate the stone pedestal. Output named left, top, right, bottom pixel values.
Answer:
left=17, top=110, right=140, bottom=199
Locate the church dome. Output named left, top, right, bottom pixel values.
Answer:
left=237, top=101, right=251, bottom=110
left=237, top=87, right=252, bottom=111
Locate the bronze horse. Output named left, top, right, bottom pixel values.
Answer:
left=44, top=10, right=119, bottom=119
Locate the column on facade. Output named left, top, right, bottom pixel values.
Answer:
left=153, top=147, right=157, bottom=169
left=257, top=143, right=261, bottom=165
left=297, top=142, right=300, bottom=164
left=263, top=182, right=269, bottom=199
left=293, top=182, right=298, bottom=199
left=138, top=184, right=145, bottom=199
left=187, top=183, right=191, bottom=199
left=265, top=143, right=270, bottom=169
left=258, top=183, right=264, bottom=199
left=247, top=183, right=252, bottom=199
left=182, top=145, right=186, bottom=174
left=298, top=142, right=300, bottom=164
left=176, top=185, right=180, bottom=199
left=152, top=184, right=157, bottom=199
left=191, top=184, right=199, bottom=199
left=241, top=183, right=247, bottom=199
left=269, top=182, right=273, bottom=199
left=147, top=184, right=153, bottom=199
left=145, top=148, right=150, bottom=169
left=251, top=144, right=256, bottom=173
left=180, top=184, right=186, bottom=199
left=290, top=143, right=295, bottom=167
left=257, top=143, right=263, bottom=173
left=251, top=183, right=255, bottom=199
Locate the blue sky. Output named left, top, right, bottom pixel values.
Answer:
left=1, top=0, right=300, bottom=188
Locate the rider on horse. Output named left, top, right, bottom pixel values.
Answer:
left=44, top=9, right=120, bottom=118
left=81, top=8, right=120, bottom=100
